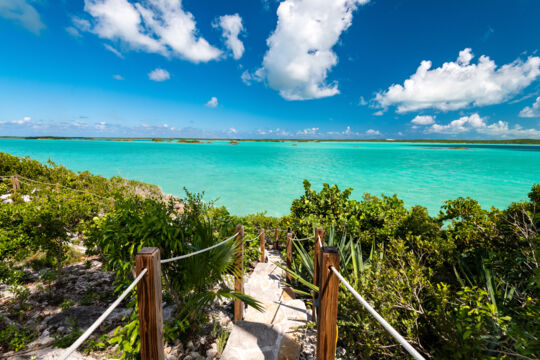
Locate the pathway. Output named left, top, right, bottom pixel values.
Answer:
left=221, top=250, right=309, bottom=360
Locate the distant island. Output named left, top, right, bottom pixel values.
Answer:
left=1, top=136, right=540, bottom=145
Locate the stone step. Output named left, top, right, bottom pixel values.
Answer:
left=221, top=251, right=308, bottom=360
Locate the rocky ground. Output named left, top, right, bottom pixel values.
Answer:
left=0, top=246, right=321, bottom=360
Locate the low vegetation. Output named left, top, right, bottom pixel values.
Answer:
left=0, top=152, right=538, bottom=359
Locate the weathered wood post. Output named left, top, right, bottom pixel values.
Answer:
left=260, top=229, right=265, bottom=263
left=286, top=231, right=293, bottom=283
left=274, top=227, right=279, bottom=250
left=11, top=176, right=17, bottom=193
left=234, top=224, right=245, bottom=322
left=135, top=248, right=165, bottom=360
left=317, top=246, right=340, bottom=360
left=313, top=227, right=325, bottom=321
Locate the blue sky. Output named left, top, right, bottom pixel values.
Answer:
left=0, top=0, right=539, bottom=139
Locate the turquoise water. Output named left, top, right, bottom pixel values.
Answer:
left=1, top=139, right=539, bottom=216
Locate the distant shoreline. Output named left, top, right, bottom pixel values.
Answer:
left=1, top=136, right=539, bottom=145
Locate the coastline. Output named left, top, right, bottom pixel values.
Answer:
left=1, top=136, right=539, bottom=145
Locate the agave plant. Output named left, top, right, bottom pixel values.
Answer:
left=280, top=226, right=377, bottom=299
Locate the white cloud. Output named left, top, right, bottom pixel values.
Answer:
left=519, top=96, right=540, bottom=118
left=424, top=113, right=540, bottom=138
left=228, top=127, right=237, bottom=134
left=257, top=0, right=369, bottom=100
left=411, top=115, right=435, bottom=125
left=66, top=26, right=82, bottom=37
left=358, top=96, right=367, bottom=106
left=373, top=110, right=384, bottom=116
left=426, top=113, right=485, bottom=134
left=83, top=0, right=222, bottom=63
left=205, top=97, right=218, bottom=108
left=297, top=127, right=320, bottom=136
left=376, top=48, right=540, bottom=113
left=72, top=16, right=91, bottom=31
left=104, top=44, right=124, bottom=58
left=241, top=69, right=264, bottom=85
left=148, top=68, right=170, bottom=81
left=366, top=129, right=381, bottom=136
left=113, top=74, right=124, bottom=80
left=256, top=128, right=292, bottom=137
left=95, top=121, right=108, bottom=130
left=215, top=14, right=244, bottom=59
left=0, top=0, right=45, bottom=34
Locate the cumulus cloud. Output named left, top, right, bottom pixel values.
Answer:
left=215, top=14, right=244, bottom=59
left=83, top=0, right=222, bottom=63
left=257, top=0, right=369, bottom=100
left=366, top=129, right=381, bottom=136
left=423, top=113, right=540, bottom=138
left=256, top=128, right=292, bottom=137
left=205, top=97, right=218, bottom=108
left=0, top=0, right=45, bottom=34
left=411, top=115, right=435, bottom=125
left=148, top=68, right=170, bottom=81
left=376, top=48, right=540, bottom=113
left=113, top=74, right=124, bottom=80
left=297, top=127, right=320, bottom=136
left=519, top=96, right=540, bottom=118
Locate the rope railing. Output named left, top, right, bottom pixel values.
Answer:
left=1, top=174, right=109, bottom=199
left=58, top=268, right=148, bottom=360
left=329, top=265, right=426, bottom=360
left=160, top=233, right=238, bottom=264
left=317, top=234, right=323, bottom=248
left=293, top=235, right=314, bottom=241
left=245, top=232, right=263, bottom=242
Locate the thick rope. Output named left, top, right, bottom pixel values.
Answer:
left=161, top=233, right=238, bottom=264
left=293, top=235, right=315, bottom=241
left=245, top=232, right=263, bottom=242
left=2, top=174, right=108, bottom=199
left=329, top=266, right=426, bottom=360
left=58, top=269, right=148, bottom=360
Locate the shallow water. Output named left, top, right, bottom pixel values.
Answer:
left=1, top=139, right=539, bottom=216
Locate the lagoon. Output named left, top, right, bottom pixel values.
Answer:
left=1, top=138, right=538, bottom=216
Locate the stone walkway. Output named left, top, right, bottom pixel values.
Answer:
left=221, top=250, right=309, bottom=360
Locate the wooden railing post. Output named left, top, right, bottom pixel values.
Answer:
left=286, top=231, right=293, bottom=283
left=313, top=227, right=325, bottom=321
left=260, top=229, right=265, bottom=263
left=234, top=224, right=244, bottom=322
left=274, top=227, right=279, bottom=250
left=317, top=246, right=340, bottom=360
left=11, top=176, right=17, bottom=193
left=136, top=248, right=164, bottom=360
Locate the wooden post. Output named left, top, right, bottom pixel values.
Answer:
left=313, top=227, right=325, bottom=321
left=136, top=248, right=165, bottom=360
left=286, top=232, right=293, bottom=283
left=260, top=229, right=265, bottom=263
left=274, top=227, right=279, bottom=250
left=11, top=176, right=17, bottom=193
left=234, top=224, right=244, bottom=322
left=317, top=246, right=340, bottom=360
